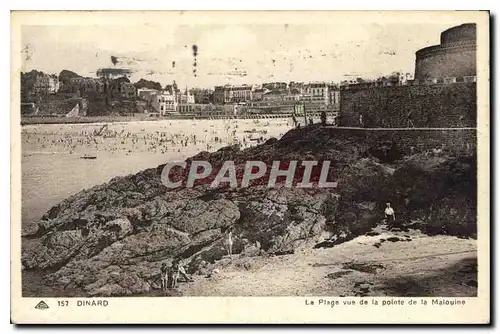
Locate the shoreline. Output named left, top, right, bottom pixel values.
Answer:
left=21, top=112, right=337, bottom=126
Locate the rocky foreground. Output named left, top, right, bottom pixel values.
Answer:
left=21, top=125, right=477, bottom=296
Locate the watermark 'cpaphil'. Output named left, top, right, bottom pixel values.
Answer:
left=161, top=160, right=338, bottom=189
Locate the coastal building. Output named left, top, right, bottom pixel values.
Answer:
left=328, top=88, right=340, bottom=108
left=251, top=88, right=267, bottom=101
left=305, top=82, right=330, bottom=105
left=262, top=91, right=301, bottom=104
left=164, top=82, right=180, bottom=96
left=151, top=92, right=177, bottom=116
left=177, top=103, right=203, bottom=113
left=262, top=90, right=287, bottom=103
left=262, top=82, right=288, bottom=91
left=177, top=103, right=193, bottom=113
left=190, top=88, right=214, bottom=104
left=213, top=86, right=227, bottom=104
left=229, top=85, right=253, bottom=103
left=398, top=73, right=414, bottom=85
left=137, top=88, right=159, bottom=102
left=414, top=23, right=476, bottom=80
left=289, top=82, right=306, bottom=94
left=32, top=73, right=60, bottom=95
left=174, top=103, right=241, bottom=115
left=339, top=75, right=408, bottom=91
left=282, top=93, right=301, bottom=103
left=213, top=85, right=253, bottom=104
left=178, top=91, right=195, bottom=104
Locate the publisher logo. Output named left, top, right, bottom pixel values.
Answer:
left=35, top=301, right=49, bottom=310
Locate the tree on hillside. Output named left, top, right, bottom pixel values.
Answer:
left=375, top=72, right=400, bottom=82
left=390, top=71, right=401, bottom=78
left=112, top=76, right=131, bottom=84
left=21, top=70, right=47, bottom=101
left=134, top=78, right=162, bottom=91
left=58, top=70, right=81, bottom=85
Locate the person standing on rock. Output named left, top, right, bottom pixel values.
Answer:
left=321, top=109, right=327, bottom=126
left=223, top=226, right=234, bottom=258
left=407, top=110, right=415, bottom=128
left=170, top=257, right=193, bottom=288
left=384, top=202, right=396, bottom=222
left=160, top=263, right=169, bottom=291
left=292, top=113, right=298, bottom=128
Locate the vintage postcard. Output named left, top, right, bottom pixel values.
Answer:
left=11, top=10, right=490, bottom=324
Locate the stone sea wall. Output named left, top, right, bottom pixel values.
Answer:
left=320, top=127, right=476, bottom=155
left=339, top=82, right=476, bottom=128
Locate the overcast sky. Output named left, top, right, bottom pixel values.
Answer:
left=21, top=22, right=460, bottom=89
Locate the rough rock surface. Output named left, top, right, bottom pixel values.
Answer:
left=22, top=125, right=477, bottom=296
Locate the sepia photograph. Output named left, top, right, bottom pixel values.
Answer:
left=10, top=10, right=490, bottom=324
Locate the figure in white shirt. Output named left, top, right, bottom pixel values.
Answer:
left=384, top=202, right=396, bottom=222
left=227, top=230, right=233, bottom=257
left=223, top=226, right=234, bottom=258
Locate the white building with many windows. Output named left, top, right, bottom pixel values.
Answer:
left=305, top=82, right=330, bottom=105
left=151, top=92, right=177, bottom=116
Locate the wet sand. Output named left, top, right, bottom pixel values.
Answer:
left=179, top=228, right=477, bottom=297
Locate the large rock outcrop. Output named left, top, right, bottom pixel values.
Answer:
left=390, top=153, right=477, bottom=237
